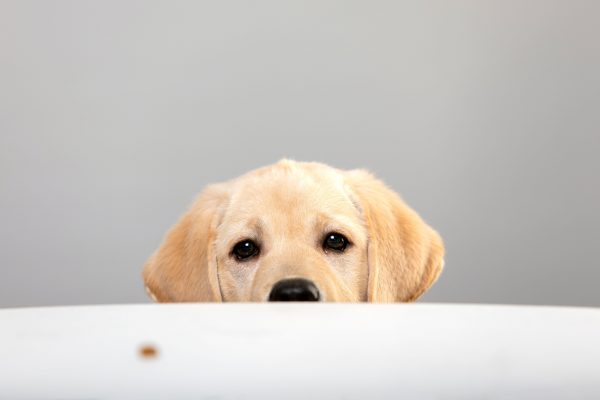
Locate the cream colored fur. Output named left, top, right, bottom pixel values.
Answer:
left=143, top=160, right=444, bottom=302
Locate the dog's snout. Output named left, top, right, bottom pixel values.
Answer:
left=268, top=278, right=320, bottom=302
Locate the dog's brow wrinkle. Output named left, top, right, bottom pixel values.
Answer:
left=343, top=184, right=364, bottom=215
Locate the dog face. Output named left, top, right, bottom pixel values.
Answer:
left=143, top=160, right=444, bottom=302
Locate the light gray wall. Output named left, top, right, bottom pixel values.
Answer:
left=1, top=0, right=599, bottom=307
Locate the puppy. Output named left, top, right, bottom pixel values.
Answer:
left=143, top=160, right=444, bottom=302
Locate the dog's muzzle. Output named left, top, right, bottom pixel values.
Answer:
left=268, top=278, right=320, bottom=302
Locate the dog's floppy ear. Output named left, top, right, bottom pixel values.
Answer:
left=142, top=184, right=229, bottom=302
left=345, top=170, right=444, bottom=302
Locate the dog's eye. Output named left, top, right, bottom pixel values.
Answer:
left=323, top=232, right=348, bottom=252
left=232, top=240, right=259, bottom=260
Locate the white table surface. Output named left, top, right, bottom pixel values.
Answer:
left=0, top=303, right=599, bottom=399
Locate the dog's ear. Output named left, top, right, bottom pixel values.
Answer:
left=142, top=184, right=229, bottom=302
left=345, top=170, right=444, bottom=302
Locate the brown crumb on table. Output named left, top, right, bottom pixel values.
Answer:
left=139, top=344, right=158, bottom=359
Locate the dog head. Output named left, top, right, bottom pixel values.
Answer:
left=143, top=160, right=444, bottom=302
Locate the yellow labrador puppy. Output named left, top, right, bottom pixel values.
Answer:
left=143, top=160, right=444, bottom=302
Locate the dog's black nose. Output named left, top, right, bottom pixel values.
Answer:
left=268, top=278, right=320, bottom=302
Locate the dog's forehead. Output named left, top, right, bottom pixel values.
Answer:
left=225, top=162, right=356, bottom=223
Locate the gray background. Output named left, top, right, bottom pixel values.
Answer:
left=1, top=0, right=599, bottom=308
